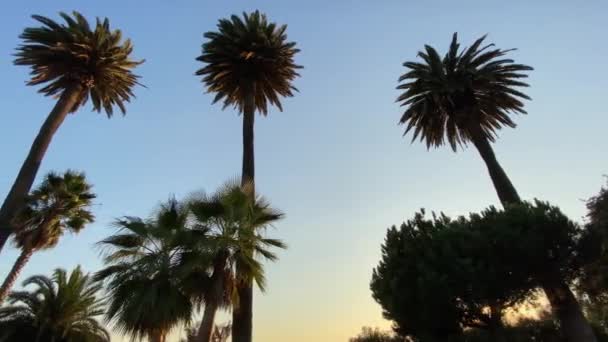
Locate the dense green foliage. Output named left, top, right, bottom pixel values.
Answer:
left=12, top=170, right=95, bottom=252
left=0, top=267, right=109, bottom=342
left=94, top=199, right=198, bottom=341
left=349, top=327, right=403, bottom=342
left=371, top=201, right=592, bottom=340
left=579, top=182, right=608, bottom=334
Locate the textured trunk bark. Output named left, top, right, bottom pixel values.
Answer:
left=0, top=85, right=83, bottom=254
left=232, top=281, right=253, bottom=342
left=489, top=302, right=503, bottom=329
left=197, top=300, right=219, bottom=342
left=233, top=92, right=255, bottom=342
left=468, top=125, right=521, bottom=205
left=468, top=124, right=596, bottom=342
left=0, top=248, right=33, bottom=303
left=196, top=254, right=227, bottom=342
left=241, top=101, right=255, bottom=187
left=150, top=332, right=164, bottom=342
left=542, top=277, right=597, bottom=342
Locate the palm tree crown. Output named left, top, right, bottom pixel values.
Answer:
left=397, top=33, right=533, bottom=150
left=95, top=199, right=197, bottom=342
left=0, top=267, right=109, bottom=342
left=13, top=170, right=95, bottom=251
left=188, top=181, right=286, bottom=293
left=196, top=10, right=301, bottom=114
left=15, top=11, right=143, bottom=116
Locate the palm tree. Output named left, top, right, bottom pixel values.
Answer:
left=396, top=33, right=595, bottom=342
left=0, top=267, right=109, bottom=342
left=0, top=11, right=143, bottom=253
left=187, top=181, right=286, bottom=342
left=0, top=171, right=95, bottom=304
left=95, top=199, right=197, bottom=342
left=195, top=11, right=300, bottom=342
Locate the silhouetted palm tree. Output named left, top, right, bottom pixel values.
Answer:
left=187, top=181, right=285, bottom=342
left=0, top=267, right=109, bottom=342
left=95, top=199, right=196, bottom=342
left=397, top=33, right=595, bottom=342
left=0, top=11, right=143, bottom=253
left=397, top=33, right=531, bottom=205
left=196, top=12, right=299, bottom=341
left=0, top=171, right=95, bottom=303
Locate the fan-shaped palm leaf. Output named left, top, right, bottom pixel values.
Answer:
left=0, top=171, right=95, bottom=304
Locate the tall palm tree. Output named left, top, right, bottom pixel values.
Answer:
left=195, top=11, right=300, bottom=342
left=0, top=267, right=109, bottom=342
left=0, top=11, right=143, bottom=253
left=0, top=170, right=95, bottom=304
left=396, top=33, right=595, bottom=342
left=187, top=181, right=286, bottom=342
left=95, top=199, right=197, bottom=342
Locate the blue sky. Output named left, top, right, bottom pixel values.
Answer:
left=1, top=1, right=607, bottom=341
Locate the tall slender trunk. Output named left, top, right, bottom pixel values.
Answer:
left=233, top=92, right=255, bottom=342
left=489, top=302, right=503, bottom=329
left=196, top=254, right=228, bottom=342
left=150, top=331, right=165, bottom=342
left=542, top=275, right=597, bottom=342
left=0, top=85, right=83, bottom=254
left=468, top=124, right=596, bottom=342
left=0, top=248, right=34, bottom=303
left=197, top=300, right=219, bottom=342
left=468, top=126, right=521, bottom=205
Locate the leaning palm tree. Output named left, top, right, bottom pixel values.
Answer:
left=186, top=181, right=286, bottom=342
left=0, top=171, right=95, bottom=304
left=0, top=11, right=143, bottom=253
left=0, top=267, right=109, bottom=342
left=195, top=11, right=300, bottom=342
left=397, top=33, right=595, bottom=342
left=95, top=199, right=198, bottom=342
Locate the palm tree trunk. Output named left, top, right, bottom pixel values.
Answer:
left=233, top=92, right=255, bottom=342
left=196, top=300, right=219, bottom=342
left=0, top=85, right=83, bottom=254
left=150, top=331, right=164, bottom=342
left=0, top=248, right=34, bottom=303
left=468, top=126, right=521, bottom=205
left=468, top=124, right=596, bottom=342
left=489, top=302, right=503, bottom=329
left=196, top=254, right=227, bottom=342
left=542, top=275, right=597, bottom=342
left=241, top=97, right=255, bottom=187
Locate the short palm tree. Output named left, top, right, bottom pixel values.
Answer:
left=187, top=181, right=285, bottom=342
left=195, top=11, right=299, bottom=341
left=0, top=267, right=109, bottom=342
left=397, top=33, right=595, bottom=342
left=0, top=170, right=95, bottom=304
left=95, top=199, right=197, bottom=342
left=0, top=11, right=143, bottom=253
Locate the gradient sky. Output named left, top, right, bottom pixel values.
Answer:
left=1, top=1, right=607, bottom=341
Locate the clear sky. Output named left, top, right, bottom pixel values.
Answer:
left=1, top=1, right=607, bottom=341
